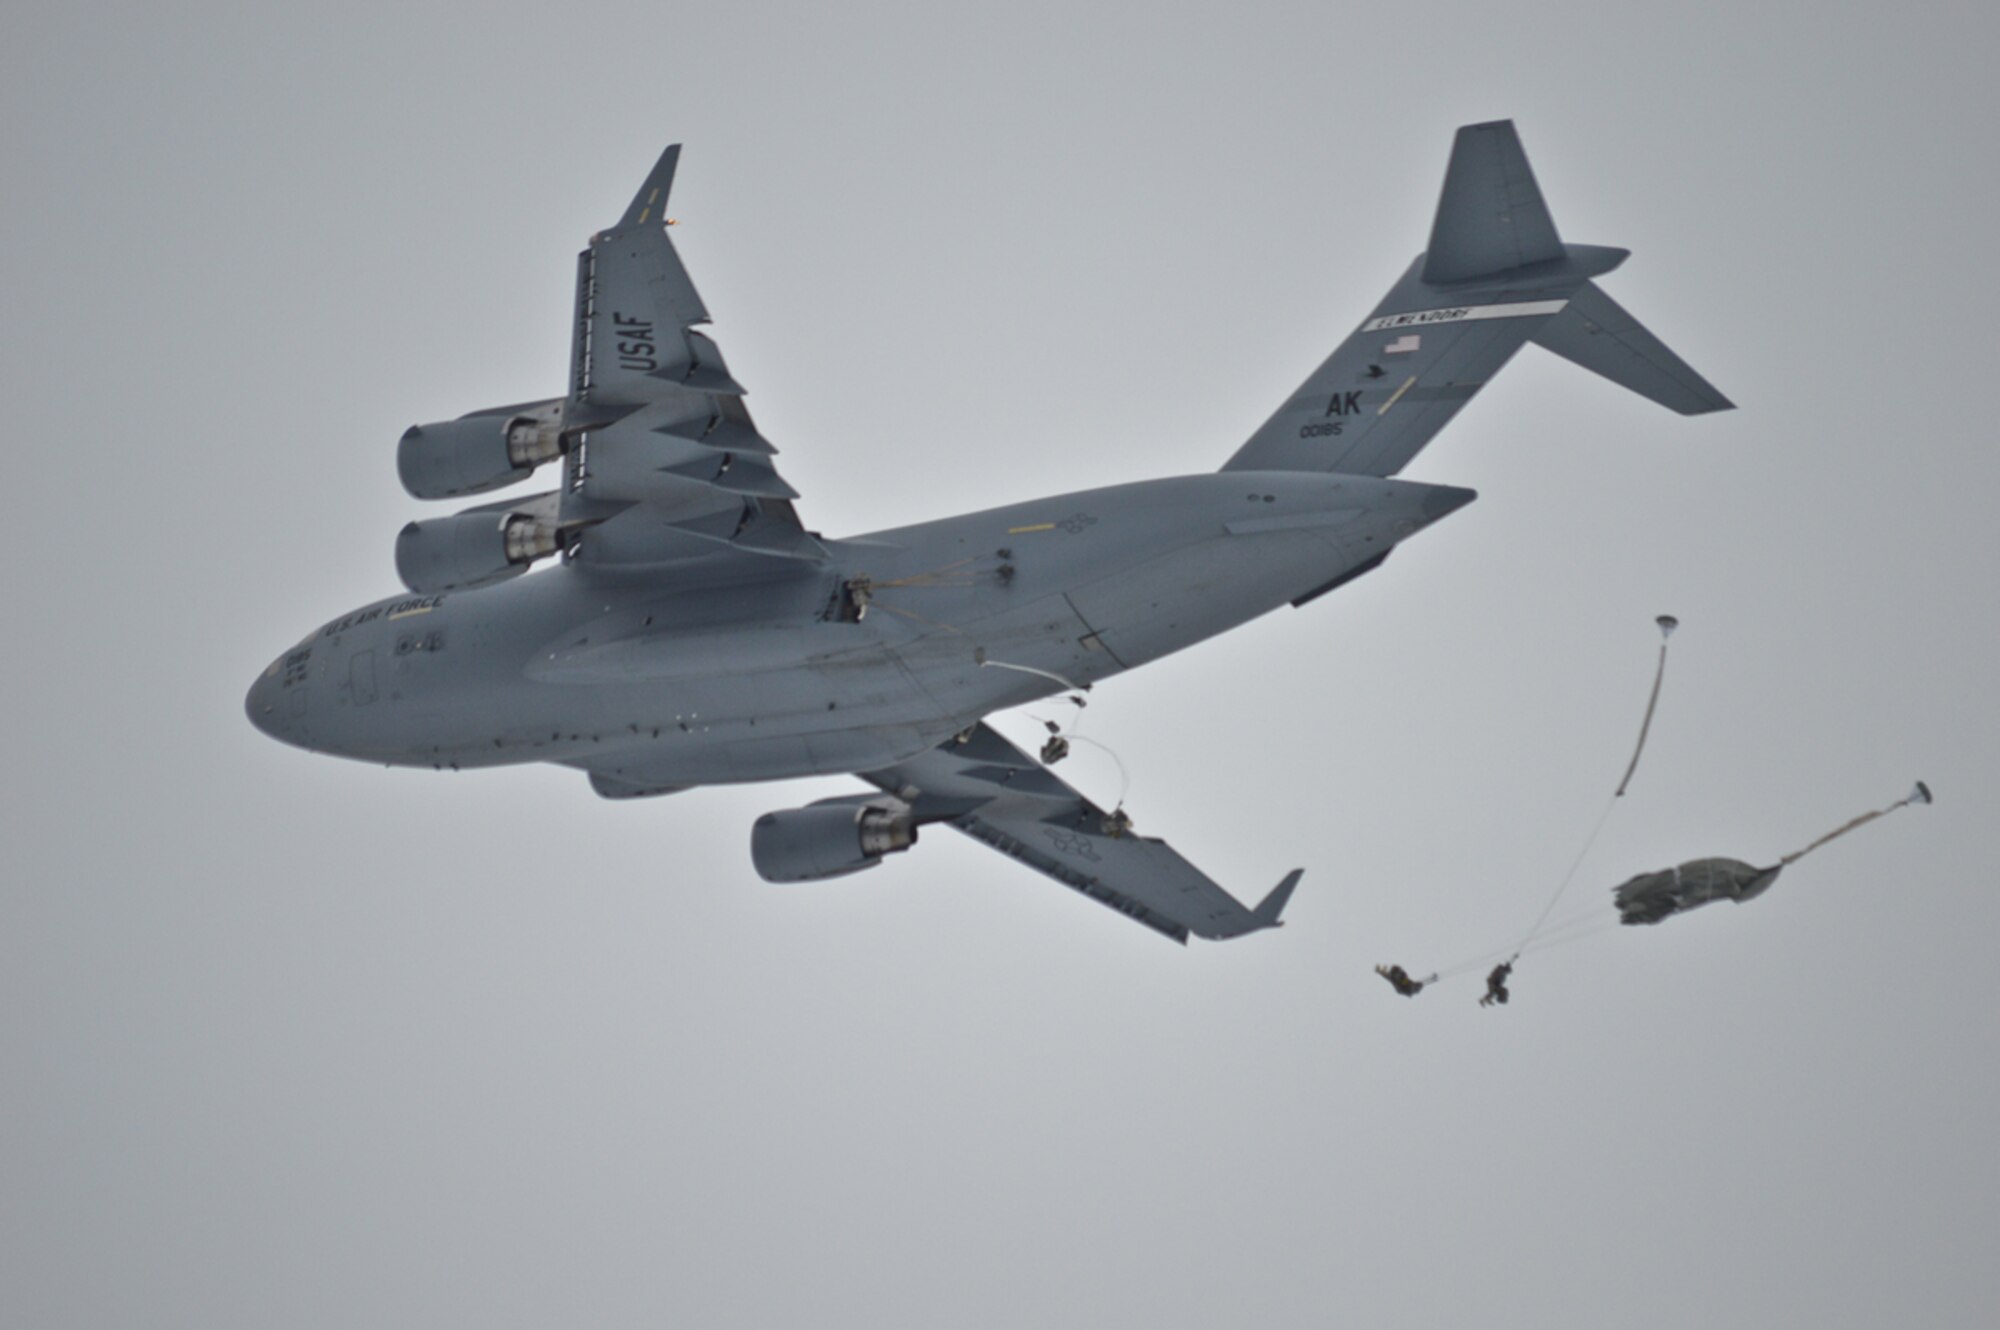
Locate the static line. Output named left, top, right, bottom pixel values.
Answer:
left=1616, top=638, right=1672, bottom=797
left=980, top=657, right=1089, bottom=693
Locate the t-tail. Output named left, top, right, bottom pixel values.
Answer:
left=1223, top=120, right=1731, bottom=479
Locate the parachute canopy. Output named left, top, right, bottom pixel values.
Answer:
left=1614, top=857, right=1782, bottom=926
left=1613, top=782, right=1931, bottom=927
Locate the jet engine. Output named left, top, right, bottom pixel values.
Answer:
left=397, top=399, right=565, bottom=500
left=750, top=801, right=919, bottom=882
left=394, top=507, right=561, bottom=594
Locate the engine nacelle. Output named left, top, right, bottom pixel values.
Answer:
left=394, top=510, right=560, bottom=594
left=750, top=802, right=919, bottom=883
left=397, top=399, right=565, bottom=500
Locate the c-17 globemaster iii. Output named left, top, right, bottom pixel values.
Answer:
left=247, top=121, right=1731, bottom=944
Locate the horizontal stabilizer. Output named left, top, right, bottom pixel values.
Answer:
left=1532, top=281, right=1734, bottom=414
left=1424, top=121, right=1565, bottom=284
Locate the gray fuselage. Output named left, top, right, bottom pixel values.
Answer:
left=247, top=471, right=1471, bottom=786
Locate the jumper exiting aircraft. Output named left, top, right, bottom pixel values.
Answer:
left=247, top=121, right=1732, bottom=944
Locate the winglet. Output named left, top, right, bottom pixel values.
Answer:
left=1251, top=869, right=1304, bottom=930
left=617, top=144, right=682, bottom=230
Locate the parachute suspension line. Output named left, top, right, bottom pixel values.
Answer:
left=1390, top=616, right=1685, bottom=993
left=1061, top=733, right=1133, bottom=814
left=1506, top=793, right=1618, bottom=960
left=1432, top=909, right=1613, bottom=982
left=1430, top=906, right=1619, bottom=982
left=1778, top=781, right=1934, bottom=866
left=1509, top=614, right=1682, bottom=958
left=1515, top=909, right=1622, bottom=957
left=1538, top=898, right=1620, bottom=942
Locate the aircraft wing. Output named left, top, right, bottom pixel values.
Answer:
left=864, top=724, right=1300, bottom=944
left=560, top=146, right=823, bottom=569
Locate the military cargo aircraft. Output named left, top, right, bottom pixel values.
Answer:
left=247, top=121, right=1730, bottom=943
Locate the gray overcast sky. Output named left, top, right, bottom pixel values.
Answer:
left=5, top=2, right=1996, bottom=1326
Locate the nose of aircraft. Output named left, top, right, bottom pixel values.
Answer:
left=245, top=667, right=281, bottom=737
left=245, top=658, right=306, bottom=746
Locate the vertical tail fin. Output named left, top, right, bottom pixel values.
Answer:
left=1424, top=121, right=1566, bottom=283
left=1223, top=121, right=1731, bottom=479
